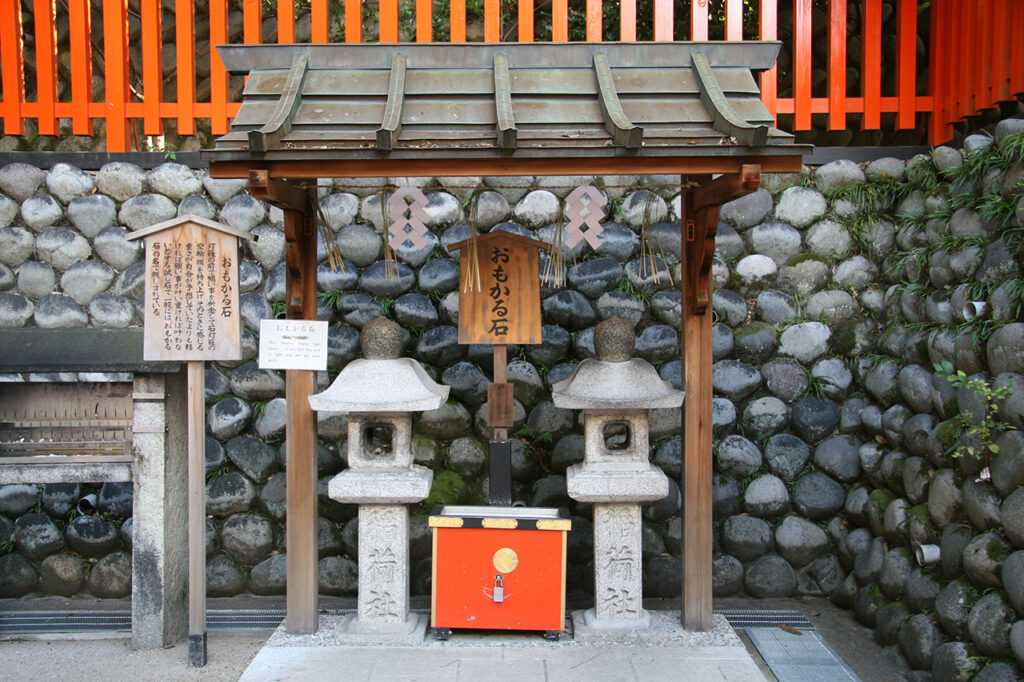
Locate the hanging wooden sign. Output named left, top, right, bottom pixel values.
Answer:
left=127, top=215, right=250, bottom=362
left=448, top=231, right=549, bottom=345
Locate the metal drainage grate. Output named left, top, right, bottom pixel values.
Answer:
left=716, top=609, right=815, bottom=631
left=0, top=610, right=297, bottom=634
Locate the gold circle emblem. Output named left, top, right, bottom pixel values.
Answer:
left=492, top=547, right=519, bottom=573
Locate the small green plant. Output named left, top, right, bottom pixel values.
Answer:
left=271, top=301, right=287, bottom=318
left=206, top=466, right=231, bottom=484
left=0, top=539, right=14, bottom=554
left=933, top=361, right=1016, bottom=469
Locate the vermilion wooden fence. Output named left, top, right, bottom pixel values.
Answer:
left=0, top=0, right=1021, bottom=152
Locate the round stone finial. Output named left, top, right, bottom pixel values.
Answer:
left=594, top=316, right=635, bottom=362
left=361, top=316, right=403, bottom=359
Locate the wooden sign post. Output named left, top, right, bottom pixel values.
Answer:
left=449, top=231, right=548, bottom=505
left=127, top=215, right=248, bottom=667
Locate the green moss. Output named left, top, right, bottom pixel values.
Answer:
left=786, top=253, right=830, bottom=267
left=733, top=322, right=772, bottom=340
left=935, top=420, right=961, bottom=451
left=986, top=538, right=1009, bottom=563
left=423, top=470, right=470, bottom=508
left=832, top=320, right=859, bottom=356
left=869, top=489, right=893, bottom=511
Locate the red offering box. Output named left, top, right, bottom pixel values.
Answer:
left=429, top=505, right=571, bottom=633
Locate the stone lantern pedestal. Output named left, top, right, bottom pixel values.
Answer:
left=552, top=317, right=683, bottom=635
left=308, top=317, right=448, bottom=642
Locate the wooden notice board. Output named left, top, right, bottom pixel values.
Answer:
left=448, top=231, right=549, bottom=345
left=127, top=215, right=248, bottom=362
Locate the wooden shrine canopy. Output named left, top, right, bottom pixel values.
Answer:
left=203, top=41, right=809, bottom=635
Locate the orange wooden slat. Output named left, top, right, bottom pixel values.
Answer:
left=244, top=0, right=262, bottom=43
left=619, top=0, right=635, bottom=41
left=1012, top=0, right=1024, bottom=94
left=0, top=0, right=25, bottom=136
left=312, top=0, right=329, bottom=42
left=793, top=0, right=812, bottom=130
left=980, top=0, right=993, bottom=109
left=380, top=0, right=399, bottom=42
left=758, top=0, right=777, bottom=120
left=484, top=0, right=500, bottom=42
left=141, top=0, right=163, bottom=135
left=32, top=0, right=58, bottom=135
left=346, top=0, right=362, bottom=42
left=552, top=0, right=568, bottom=41
left=994, top=0, right=1011, bottom=99
left=688, top=0, right=706, bottom=41
left=176, top=0, right=196, bottom=135
left=210, top=0, right=230, bottom=135
left=827, top=0, right=846, bottom=131
left=278, top=0, right=295, bottom=42
left=518, top=0, right=534, bottom=42
left=928, top=0, right=952, bottom=144
left=895, top=0, right=916, bottom=129
left=774, top=95, right=932, bottom=116
left=416, top=0, right=432, bottom=41
left=724, top=0, right=743, bottom=41
left=959, top=0, right=972, bottom=117
left=102, top=0, right=129, bottom=150
left=861, top=0, right=881, bottom=130
left=586, top=0, right=602, bottom=41
left=68, top=0, right=93, bottom=135
left=653, top=0, right=672, bottom=40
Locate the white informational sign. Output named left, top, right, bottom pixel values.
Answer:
left=258, top=319, right=329, bottom=371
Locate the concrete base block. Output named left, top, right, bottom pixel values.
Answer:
left=343, top=612, right=428, bottom=643
left=571, top=610, right=743, bottom=646
left=566, top=463, right=668, bottom=502
left=580, top=606, right=652, bottom=631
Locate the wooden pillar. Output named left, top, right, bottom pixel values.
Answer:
left=679, top=190, right=715, bottom=631
left=283, top=194, right=319, bottom=634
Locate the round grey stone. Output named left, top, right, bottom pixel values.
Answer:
left=448, top=437, right=486, bottom=477
left=756, top=289, right=797, bottom=325
left=221, top=513, right=274, bottom=566
left=318, top=555, right=358, bottom=595
left=777, top=258, right=831, bottom=297
left=14, top=513, right=63, bottom=561
left=720, top=188, right=773, bottom=230
left=764, top=433, right=811, bottom=481
left=0, top=293, right=33, bottom=327
left=879, top=547, right=913, bottom=599
left=0, top=484, right=38, bottom=516
left=617, top=190, right=667, bottom=228
left=33, top=293, right=87, bottom=328
left=899, top=612, right=946, bottom=671
left=635, top=324, right=677, bottom=364
left=551, top=434, right=585, bottom=473
left=813, top=435, right=862, bottom=482
left=807, top=290, right=856, bottom=325
left=963, top=479, right=1001, bottom=531
left=712, top=555, right=745, bottom=596
left=177, top=194, right=217, bottom=220
left=774, top=186, right=827, bottom=228
left=741, top=396, right=789, bottom=441
left=0, top=554, right=38, bottom=597
left=419, top=402, right=473, bottom=440
left=713, top=289, right=748, bottom=327
left=778, top=321, right=831, bottom=365
left=36, top=227, right=91, bottom=270
left=39, top=554, right=85, bottom=597
left=722, top=515, right=774, bottom=562
left=219, top=194, right=267, bottom=232
left=226, top=435, right=278, bottom=483
left=791, top=397, right=840, bottom=443
left=147, top=162, right=201, bottom=201
left=962, top=531, right=1009, bottom=588
left=987, top=323, right=1024, bottom=376
left=118, top=193, right=177, bottom=230
left=0, top=162, right=46, bottom=202
left=89, top=293, right=135, bottom=327
left=207, top=397, right=252, bottom=441
left=969, top=592, right=1015, bottom=657
left=712, top=323, right=734, bottom=361
left=865, top=157, right=906, bottom=182
left=744, top=474, right=789, bottom=518
left=95, top=162, right=145, bottom=201
left=65, top=515, right=120, bottom=558
left=542, top=290, right=597, bottom=331
left=66, top=194, right=117, bottom=238
left=87, top=550, right=131, bottom=598
left=507, top=360, right=545, bottom=406
left=711, top=473, right=741, bottom=520
left=595, top=291, right=646, bottom=327
left=649, top=290, right=681, bottom=327
left=206, top=471, right=257, bottom=517
left=416, top=325, right=464, bottom=366
left=905, top=568, right=941, bottom=613
left=249, top=554, right=287, bottom=595
left=441, top=362, right=490, bottom=408
left=207, top=552, right=245, bottom=596
left=201, top=175, right=249, bottom=205
left=744, top=554, right=797, bottom=597
left=1003, top=488, right=1024, bottom=548
left=833, top=255, right=878, bottom=289
left=0, top=227, right=35, bottom=267
left=20, top=194, right=63, bottom=231
left=931, top=641, right=978, bottom=682
left=567, top=257, right=623, bottom=299
left=992, top=431, right=1024, bottom=497
left=594, top=222, right=638, bottom=261
left=815, top=159, right=866, bottom=193
left=747, top=221, right=802, bottom=266
left=762, top=360, right=810, bottom=403
left=1013, top=621, right=1024, bottom=670
left=93, top=226, right=142, bottom=271
left=717, top=434, right=762, bottom=477
left=775, top=515, right=829, bottom=567
left=0, top=195, right=15, bottom=227
left=793, top=472, right=845, bottom=520
left=712, top=360, right=761, bottom=401
left=512, top=190, right=559, bottom=228
left=60, top=261, right=114, bottom=305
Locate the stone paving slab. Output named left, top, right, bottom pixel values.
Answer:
left=241, top=611, right=766, bottom=682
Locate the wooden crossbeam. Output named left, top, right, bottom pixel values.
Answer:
left=691, top=163, right=760, bottom=212
left=592, top=53, right=642, bottom=149
left=376, top=54, right=407, bottom=153
left=493, top=54, right=518, bottom=152
left=691, top=52, right=769, bottom=146
left=248, top=53, right=309, bottom=153
left=248, top=169, right=307, bottom=212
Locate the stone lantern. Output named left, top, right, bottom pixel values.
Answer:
left=308, top=316, right=449, bottom=641
left=551, top=316, right=684, bottom=634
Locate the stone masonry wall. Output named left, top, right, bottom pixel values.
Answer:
left=0, top=118, right=1023, bottom=678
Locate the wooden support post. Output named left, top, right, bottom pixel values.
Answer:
left=186, top=360, right=207, bottom=666
left=283, top=192, right=319, bottom=634
left=680, top=190, right=715, bottom=631
left=488, top=344, right=513, bottom=505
